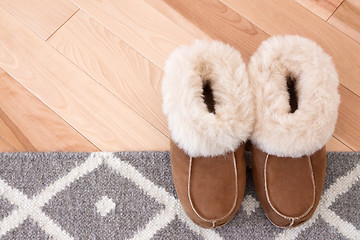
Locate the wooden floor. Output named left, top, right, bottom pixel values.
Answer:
left=0, top=0, right=359, bottom=152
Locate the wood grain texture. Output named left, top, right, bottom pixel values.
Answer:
left=149, top=0, right=269, bottom=62
left=0, top=136, right=15, bottom=152
left=294, top=0, right=343, bottom=20
left=0, top=110, right=31, bottom=151
left=0, top=0, right=78, bottom=40
left=71, top=0, right=194, bottom=69
left=48, top=11, right=168, bottom=137
left=70, top=0, right=355, bottom=152
left=0, top=7, right=168, bottom=151
left=221, top=0, right=360, bottom=97
left=326, top=136, right=353, bottom=151
left=145, top=0, right=210, bottom=40
left=328, top=0, right=360, bottom=43
left=333, top=85, right=360, bottom=151
left=0, top=0, right=355, bottom=152
left=0, top=68, right=98, bottom=151
left=152, top=0, right=355, bottom=151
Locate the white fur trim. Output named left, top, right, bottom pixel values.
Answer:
left=162, top=40, right=254, bottom=157
left=248, top=35, right=340, bottom=158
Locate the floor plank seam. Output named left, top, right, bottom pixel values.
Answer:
left=340, top=82, right=360, bottom=99
left=16, top=80, right=101, bottom=151
left=217, top=0, right=273, bottom=37
left=326, top=0, right=345, bottom=22
left=46, top=8, right=80, bottom=41
left=69, top=2, right=182, bottom=70
left=0, top=0, right=358, bottom=152
left=292, top=0, right=328, bottom=22
left=0, top=5, right=45, bottom=40
left=46, top=32, right=169, bottom=141
left=0, top=66, right=100, bottom=152
left=332, top=135, right=354, bottom=152
left=45, top=8, right=170, bottom=140
left=145, top=0, right=209, bottom=39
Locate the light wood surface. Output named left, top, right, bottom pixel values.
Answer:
left=48, top=10, right=168, bottom=137
left=0, top=68, right=98, bottom=151
left=148, top=0, right=356, bottom=151
left=71, top=0, right=194, bottom=69
left=294, top=0, right=343, bottom=20
left=328, top=0, right=360, bottom=43
left=0, top=137, right=14, bottom=152
left=221, top=0, right=360, bottom=97
left=334, top=85, right=360, bottom=150
left=0, top=108, right=30, bottom=151
left=0, top=7, right=168, bottom=151
left=0, top=0, right=78, bottom=40
left=327, top=136, right=353, bottom=152
left=156, top=0, right=269, bottom=62
left=144, top=0, right=209, bottom=40
left=0, top=0, right=358, bottom=152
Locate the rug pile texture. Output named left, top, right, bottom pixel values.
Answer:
left=0, top=152, right=359, bottom=239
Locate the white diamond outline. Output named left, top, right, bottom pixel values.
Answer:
left=104, top=153, right=223, bottom=240
left=275, top=162, right=360, bottom=240
left=0, top=152, right=222, bottom=240
left=0, top=152, right=104, bottom=239
left=0, top=152, right=358, bottom=240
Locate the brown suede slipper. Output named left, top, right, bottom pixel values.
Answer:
left=248, top=35, right=340, bottom=228
left=252, top=145, right=326, bottom=228
left=162, top=40, right=254, bottom=228
left=171, top=141, right=246, bottom=228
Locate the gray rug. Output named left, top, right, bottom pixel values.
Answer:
left=0, top=152, right=359, bottom=240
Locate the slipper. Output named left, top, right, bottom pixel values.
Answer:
left=162, top=40, right=254, bottom=228
left=248, top=35, right=340, bottom=228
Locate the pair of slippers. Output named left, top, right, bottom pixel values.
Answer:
left=162, top=35, right=340, bottom=229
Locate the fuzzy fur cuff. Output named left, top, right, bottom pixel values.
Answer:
left=162, top=40, right=254, bottom=157
left=248, top=35, right=340, bottom=158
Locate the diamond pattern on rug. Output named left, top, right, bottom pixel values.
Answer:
left=114, top=152, right=177, bottom=197
left=330, top=178, right=360, bottom=230
left=152, top=216, right=203, bottom=240
left=2, top=218, right=51, bottom=240
left=0, top=152, right=359, bottom=240
left=0, top=196, right=16, bottom=221
left=296, top=217, right=346, bottom=240
left=324, top=152, right=360, bottom=190
left=42, top=164, right=164, bottom=239
left=0, top=152, right=89, bottom=197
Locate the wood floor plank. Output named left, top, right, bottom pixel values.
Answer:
left=0, top=113, right=28, bottom=151
left=333, top=85, right=360, bottom=151
left=48, top=10, right=168, bottom=137
left=326, top=136, right=353, bottom=151
left=152, top=0, right=354, bottom=152
left=0, top=0, right=78, bottom=40
left=0, top=68, right=98, bottom=151
left=71, top=0, right=194, bottom=69
left=0, top=136, right=15, bottom=152
left=144, top=0, right=211, bottom=40
left=71, top=0, right=355, bottom=152
left=0, top=7, right=168, bottom=151
left=328, top=0, right=360, bottom=43
left=150, top=0, right=269, bottom=62
left=221, top=0, right=360, bottom=97
left=294, top=0, right=343, bottom=20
